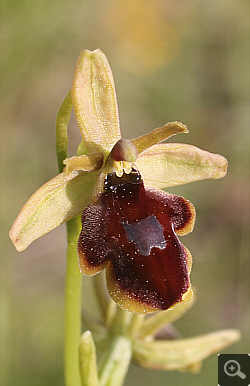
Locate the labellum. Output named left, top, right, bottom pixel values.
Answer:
left=78, top=167, right=195, bottom=314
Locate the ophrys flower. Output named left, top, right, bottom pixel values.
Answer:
left=9, top=49, right=228, bottom=314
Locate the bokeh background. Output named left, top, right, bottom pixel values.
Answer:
left=1, top=0, right=249, bottom=385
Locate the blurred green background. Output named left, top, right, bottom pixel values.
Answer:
left=1, top=0, right=249, bottom=385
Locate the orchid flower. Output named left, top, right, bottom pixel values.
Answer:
left=9, top=49, right=240, bottom=386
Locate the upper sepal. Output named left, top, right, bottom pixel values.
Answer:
left=72, top=49, right=121, bottom=156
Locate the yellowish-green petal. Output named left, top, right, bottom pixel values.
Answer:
left=137, top=143, right=228, bottom=189
left=9, top=171, right=98, bottom=252
left=63, top=153, right=104, bottom=174
left=132, top=122, right=188, bottom=154
left=72, top=49, right=121, bottom=156
left=133, top=329, right=241, bottom=372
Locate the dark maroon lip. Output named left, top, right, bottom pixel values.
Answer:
left=78, top=169, right=195, bottom=311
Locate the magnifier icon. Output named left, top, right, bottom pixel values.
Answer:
left=224, top=360, right=246, bottom=379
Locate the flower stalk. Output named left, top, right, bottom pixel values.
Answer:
left=64, top=217, right=82, bottom=386
left=55, top=91, right=82, bottom=385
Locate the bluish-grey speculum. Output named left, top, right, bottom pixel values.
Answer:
left=122, top=215, right=167, bottom=256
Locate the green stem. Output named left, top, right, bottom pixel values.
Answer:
left=55, top=91, right=83, bottom=384
left=64, top=217, right=82, bottom=386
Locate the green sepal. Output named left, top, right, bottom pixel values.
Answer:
left=133, top=329, right=241, bottom=372
left=137, top=143, right=228, bottom=188
left=9, top=171, right=98, bottom=251
left=72, top=49, right=121, bottom=156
